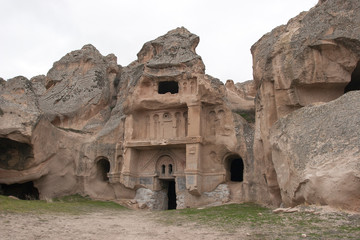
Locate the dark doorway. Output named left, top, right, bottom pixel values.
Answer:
left=97, top=158, right=110, bottom=181
left=0, top=181, right=39, bottom=200
left=167, top=180, right=177, bottom=210
left=158, top=81, right=179, bottom=94
left=344, top=61, right=360, bottom=93
left=225, top=155, right=244, bottom=182
left=230, top=158, right=244, bottom=182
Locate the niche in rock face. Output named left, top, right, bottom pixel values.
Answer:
left=344, top=61, right=360, bottom=93
left=0, top=181, right=39, bottom=200
left=0, top=138, right=34, bottom=171
left=96, top=158, right=110, bottom=182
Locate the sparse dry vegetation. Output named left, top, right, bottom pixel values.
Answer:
left=1, top=196, right=359, bottom=239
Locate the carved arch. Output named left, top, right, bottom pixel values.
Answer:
left=141, top=149, right=182, bottom=173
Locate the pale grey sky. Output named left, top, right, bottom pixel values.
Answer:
left=0, top=0, right=318, bottom=82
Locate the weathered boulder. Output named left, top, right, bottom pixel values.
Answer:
left=0, top=76, right=40, bottom=143
left=251, top=0, right=360, bottom=205
left=271, top=91, right=360, bottom=212
left=39, top=44, right=121, bottom=132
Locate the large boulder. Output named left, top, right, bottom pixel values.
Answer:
left=271, top=91, right=360, bottom=212
left=39, top=44, right=121, bottom=132
left=0, top=76, right=40, bottom=143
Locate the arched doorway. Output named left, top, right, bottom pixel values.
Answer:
left=96, top=158, right=110, bottom=182
left=225, top=154, right=244, bottom=182
left=344, top=61, right=360, bottom=93
left=156, top=155, right=177, bottom=210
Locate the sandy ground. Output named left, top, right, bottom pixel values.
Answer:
left=0, top=210, right=246, bottom=240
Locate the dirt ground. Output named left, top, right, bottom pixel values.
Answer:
left=0, top=210, right=247, bottom=240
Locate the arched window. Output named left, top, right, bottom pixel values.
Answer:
left=161, top=164, right=166, bottom=174
left=169, top=164, right=173, bottom=175
left=97, top=158, right=110, bottom=182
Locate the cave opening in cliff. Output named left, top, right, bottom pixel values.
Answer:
left=96, top=158, right=110, bottom=182
left=225, top=155, right=244, bottom=182
left=158, top=81, right=179, bottom=94
left=0, top=138, right=34, bottom=171
left=0, top=181, right=39, bottom=200
left=344, top=61, right=360, bottom=93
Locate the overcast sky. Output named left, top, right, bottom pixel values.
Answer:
left=0, top=0, right=318, bottom=83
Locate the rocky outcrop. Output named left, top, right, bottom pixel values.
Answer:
left=0, top=27, right=255, bottom=209
left=251, top=0, right=360, bottom=209
left=0, top=76, right=40, bottom=143
left=271, top=91, right=360, bottom=211
left=39, top=44, right=120, bottom=132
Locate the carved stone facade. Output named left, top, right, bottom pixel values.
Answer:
left=109, top=68, right=240, bottom=209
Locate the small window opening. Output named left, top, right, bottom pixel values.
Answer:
left=169, top=164, right=173, bottom=175
left=0, top=181, right=39, bottom=200
left=158, top=81, right=179, bottom=94
left=344, top=61, right=360, bottom=93
left=161, top=164, right=166, bottom=174
left=97, top=158, right=110, bottom=181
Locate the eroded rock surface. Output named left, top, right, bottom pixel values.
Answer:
left=271, top=91, right=360, bottom=211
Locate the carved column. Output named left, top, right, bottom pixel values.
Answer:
left=185, top=104, right=202, bottom=195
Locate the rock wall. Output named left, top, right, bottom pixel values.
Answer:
left=251, top=0, right=360, bottom=210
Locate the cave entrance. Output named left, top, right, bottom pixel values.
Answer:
left=161, top=179, right=177, bottom=210
left=225, top=155, right=244, bottom=182
left=0, top=181, right=39, bottom=200
left=344, top=61, right=360, bottom=93
left=0, top=137, right=34, bottom=171
left=158, top=81, right=179, bottom=94
left=96, top=158, right=110, bottom=182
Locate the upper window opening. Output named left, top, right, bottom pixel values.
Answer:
left=158, top=81, right=179, bottom=94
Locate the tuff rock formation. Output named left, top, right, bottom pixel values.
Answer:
left=251, top=0, right=360, bottom=211
left=1, top=0, right=360, bottom=212
left=0, top=27, right=256, bottom=209
left=271, top=91, right=360, bottom=211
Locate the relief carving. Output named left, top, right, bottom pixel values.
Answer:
left=208, top=111, right=216, bottom=136
left=175, top=112, right=182, bottom=137
left=153, top=114, right=160, bottom=139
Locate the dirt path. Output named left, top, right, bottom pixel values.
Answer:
left=0, top=210, right=246, bottom=240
